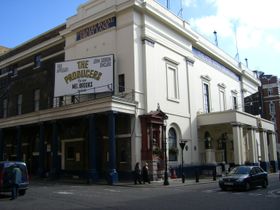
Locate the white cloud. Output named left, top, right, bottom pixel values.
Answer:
left=266, top=35, right=280, bottom=52
left=182, top=0, right=197, bottom=7
left=189, top=0, right=280, bottom=52
left=189, top=16, right=233, bottom=38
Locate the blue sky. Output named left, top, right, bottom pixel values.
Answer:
left=1, top=0, right=279, bottom=77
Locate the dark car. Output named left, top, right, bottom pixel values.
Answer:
left=219, top=165, right=268, bottom=191
left=0, top=161, right=29, bottom=196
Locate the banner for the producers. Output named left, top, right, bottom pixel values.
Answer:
left=54, top=54, right=114, bottom=97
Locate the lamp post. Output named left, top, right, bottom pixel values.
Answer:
left=179, top=140, right=187, bottom=183
left=163, top=137, right=169, bottom=185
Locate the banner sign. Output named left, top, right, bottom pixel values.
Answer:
left=54, top=54, right=114, bottom=97
left=76, top=16, right=116, bottom=41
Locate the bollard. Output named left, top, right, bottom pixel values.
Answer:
left=182, top=173, right=185, bottom=183
left=195, top=169, right=199, bottom=183
left=213, top=168, right=216, bottom=181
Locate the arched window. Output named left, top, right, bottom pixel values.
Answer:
left=168, top=128, right=178, bottom=161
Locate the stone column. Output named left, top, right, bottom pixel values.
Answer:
left=247, top=127, right=258, bottom=164
left=259, top=130, right=269, bottom=171
left=268, top=132, right=278, bottom=172
left=232, top=124, right=242, bottom=165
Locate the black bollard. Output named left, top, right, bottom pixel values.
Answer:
left=182, top=173, right=185, bottom=183
left=195, top=169, right=199, bottom=183
left=213, top=168, right=216, bottom=181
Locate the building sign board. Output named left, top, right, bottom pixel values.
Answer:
left=54, top=54, right=114, bottom=97
left=76, top=16, right=116, bottom=41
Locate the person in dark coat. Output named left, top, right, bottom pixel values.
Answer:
left=10, top=166, right=22, bottom=200
left=134, top=162, right=142, bottom=184
left=142, top=162, right=150, bottom=184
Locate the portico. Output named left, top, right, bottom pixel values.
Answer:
left=197, top=110, right=278, bottom=172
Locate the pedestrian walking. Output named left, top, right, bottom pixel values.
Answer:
left=10, top=166, right=22, bottom=200
left=134, top=162, right=142, bottom=184
left=142, top=162, right=150, bottom=184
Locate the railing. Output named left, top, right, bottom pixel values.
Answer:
left=52, top=84, right=135, bottom=108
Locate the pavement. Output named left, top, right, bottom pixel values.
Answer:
left=30, top=175, right=217, bottom=188
left=115, top=177, right=217, bottom=188
left=30, top=172, right=279, bottom=188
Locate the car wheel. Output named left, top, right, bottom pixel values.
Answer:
left=18, top=190, right=26, bottom=196
left=245, top=182, right=250, bottom=191
left=221, top=187, right=227, bottom=191
left=262, top=179, right=268, bottom=188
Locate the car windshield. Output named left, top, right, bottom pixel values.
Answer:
left=229, top=167, right=250, bottom=175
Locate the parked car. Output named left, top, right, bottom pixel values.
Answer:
left=219, top=165, right=268, bottom=191
left=0, top=161, right=29, bottom=196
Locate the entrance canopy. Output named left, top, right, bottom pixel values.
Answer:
left=197, top=110, right=274, bottom=131
left=197, top=110, right=278, bottom=172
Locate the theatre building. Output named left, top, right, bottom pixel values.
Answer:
left=0, top=0, right=278, bottom=184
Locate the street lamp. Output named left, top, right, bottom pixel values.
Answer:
left=163, top=137, right=169, bottom=185
left=179, top=140, right=187, bottom=183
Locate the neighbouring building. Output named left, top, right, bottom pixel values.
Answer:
left=0, top=46, right=9, bottom=55
left=0, top=0, right=278, bottom=184
left=245, top=73, right=280, bottom=168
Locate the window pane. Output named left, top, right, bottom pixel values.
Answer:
left=3, top=99, right=8, bottom=118
left=219, top=90, right=225, bottom=111
left=118, top=74, right=125, bottom=92
left=34, top=89, right=40, bottom=111
left=17, top=94, right=22, bottom=115
left=168, top=128, right=177, bottom=161
left=203, top=83, right=210, bottom=113
left=167, top=66, right=178, bottom=100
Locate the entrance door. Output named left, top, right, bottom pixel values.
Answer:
left=61, top=139, right=85, bottom=172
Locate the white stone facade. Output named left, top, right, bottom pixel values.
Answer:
left=60, top=0, right=277, bottom=171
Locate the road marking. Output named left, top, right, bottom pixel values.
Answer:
left=248, top=193, right=262, bottom=196
left=54, top=191, right=74, bottom=195
left=104, top=189, right=121, bottom=193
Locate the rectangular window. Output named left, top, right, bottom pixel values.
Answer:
left=34, top=89, right=40, bottom=111
left=269, top=102, right=275, bottom=114
left=232, top=95, right=238, bottom=110
left=17, top=94, right=22, bottom=115
left=167, top=65, right=179, bottom=100
left=219, top=90, right=226, bottom=111
left=11, top=64, right=18, bottom=77
left=203, top=83, right=210, bottom=113
left=34, top=55, right=41, bottom=68
left=118, top=74, right=125, bottom=92
left=3, top=98, right=8, bottom=118
left=268, top=88, right=273, bottom=96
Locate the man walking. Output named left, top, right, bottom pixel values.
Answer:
left=10, top=166, right=22, bottom=200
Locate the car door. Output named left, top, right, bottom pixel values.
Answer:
left=250, top=167, right=258, bottom=187
left=255, top=167, right=264, bottom=186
